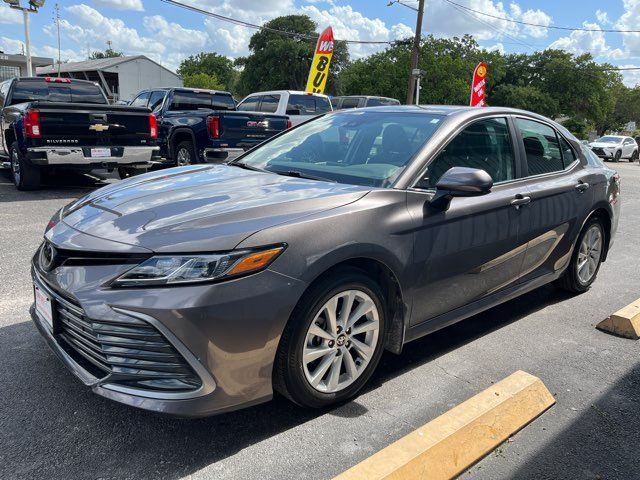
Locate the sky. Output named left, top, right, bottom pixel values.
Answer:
left=1, top=0, right=640, bottom=85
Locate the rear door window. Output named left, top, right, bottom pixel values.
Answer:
left=211, top=93, right=235, bottom=110
left=340, top=97, right=361, bottom=109
left=516, top=118, right=565, bottom=176
left=259, top=94, right=280, bottom=113
left=148, top=91, right=166, bottom=111
left=366, top=97, right=400, bottom=107
left=170, top=90, right=230, bottom=111
left=559, top=136, right=577, bottom=165
left=130, top=91, right=150, bottom=107
left=287, top=94, right=331, bottom=114
left=237, top=95, right=260, bottom=111
left=0, top=81, right=10, bottom=107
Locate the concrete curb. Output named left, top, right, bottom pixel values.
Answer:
left=333, top=370, right=555, bottom=480
left=597, top=299, right=640, bottom=339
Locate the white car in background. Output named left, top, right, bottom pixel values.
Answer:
left=237, top=90, right=332, bottom=126
left=589, top=135, right=638, bottom=162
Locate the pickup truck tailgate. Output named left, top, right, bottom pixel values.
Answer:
left=220, top=112, right=288, bottom=147
left=32, top=102, right=154, bottom=148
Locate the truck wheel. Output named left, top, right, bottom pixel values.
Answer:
left=117, top=167, right=147, bottom=180
left=10, top=142, right=40, bottom=190
left=175, top=141, right=196, bottom=166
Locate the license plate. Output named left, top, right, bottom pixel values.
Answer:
left=34, top=284, right=54, bottom=330
left=90, top=148, right=111, bottom=158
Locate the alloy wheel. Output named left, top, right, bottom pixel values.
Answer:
left=11, top=149, right=21, bottom=186
left=302, top=289, right=380, bottom=393
left=176, top=148, right=192, bottom=166
left=576, top=224, right=603, bottom=284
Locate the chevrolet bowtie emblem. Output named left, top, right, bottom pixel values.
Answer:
left=89, top=124, right=109, bottom=132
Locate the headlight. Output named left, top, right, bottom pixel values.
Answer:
left=112, top=245, right=285, bottom=287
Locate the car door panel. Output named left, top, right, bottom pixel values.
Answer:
left=514, top=118, right=594, bottom=283
left=407, top=184, right=528, bottom=325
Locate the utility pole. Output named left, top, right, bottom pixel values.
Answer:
left=406, top=0, right=425, bottom=105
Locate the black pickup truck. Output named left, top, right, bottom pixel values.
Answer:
left=128, top=87, right=290, bottom=165
left=0, top=77, right=160, bottom=190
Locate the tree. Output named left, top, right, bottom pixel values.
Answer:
left=177, top=52, right=236, bottom=91
left=89, top=48, right=123, bottom=59
left=183, top=72, right=224, bottom=91
left=340, top=35, right=504, bottom=105
left=235, top=15, right=349, bottom=97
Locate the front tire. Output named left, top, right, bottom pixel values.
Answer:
left=555, top=217, right=605, bottom=293
left=614, top=150, right=622, bottom=162
left=10, top=142, right=40, bottom=190
left=631, top=150, right=638, bottom=163
left=274, top=268, right=387, bottom=408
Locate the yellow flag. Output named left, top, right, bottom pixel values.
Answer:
left=305, top=27, right=334, bottom=94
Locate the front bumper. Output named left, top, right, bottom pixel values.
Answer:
left=27, top=146, right=160, bottom=167
left=30, top=260, right=306, bottom=417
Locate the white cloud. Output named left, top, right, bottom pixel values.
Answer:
left=143, top=15, right=208, bottom=51
left=391, top=23, right=414, bottom=41
left=549, top=21, right=624, bottom=59
left=0, top=4, right=22, bottom=25
left=616, top=0, right=640, bottom=58
left=616, top=64, right=640, bottom=87
left=92, top=0, right=144, bottom=11
left=520, top=9, right=552, bottom=38
left=0, top=37, right=25, bottom=55
left=595, top=9, right=610, bottom=25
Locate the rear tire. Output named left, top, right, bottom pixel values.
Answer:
left=273, top=268, right=387, bottom=409
left=10, top=142, right=40, bottom=190
left=175, top=141, right=197, bottom=166
left=555, top=216, right=605, bottom=293
left=117, top=167, right=147, bottom=180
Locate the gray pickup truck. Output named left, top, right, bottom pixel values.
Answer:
left=0, top=77, right=160, bottom=190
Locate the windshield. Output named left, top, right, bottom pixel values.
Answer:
left=596, top=136, right=622, bottom=144
left=235, top=110, right=444, bottom=188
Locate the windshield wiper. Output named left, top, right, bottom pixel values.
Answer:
left=270, top=169, right=336, bottom=183
left=230, top=161, right=267, bottom=172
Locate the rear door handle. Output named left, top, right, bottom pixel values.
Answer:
left=511, top=194, right=531, bottom=208
left=575, top=182, right=590, bottom=193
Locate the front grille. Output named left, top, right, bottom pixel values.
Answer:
left=49, top=287, right=202, bottom=393
left=592, top=147, right=606, bottom=156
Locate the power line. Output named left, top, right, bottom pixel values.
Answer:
left=161, top=0, right=395, bottom=45
left=443, top=0, right=640, bottom=34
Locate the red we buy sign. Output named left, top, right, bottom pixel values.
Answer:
left=470, top=62, right=488, bottom=107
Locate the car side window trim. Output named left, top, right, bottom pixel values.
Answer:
left=409, top=114, right=522, bottom=192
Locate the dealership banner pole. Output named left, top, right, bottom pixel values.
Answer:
left=470, top=62, right=488, bottom=107
left=305, top=26, right=334, bottom=94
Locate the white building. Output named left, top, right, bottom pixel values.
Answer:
left=36, top=55, right=182, bottom=102
left=0, top=52, right=53, bottom=81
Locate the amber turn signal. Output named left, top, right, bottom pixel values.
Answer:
left=227, top=247, right=284, bottom=276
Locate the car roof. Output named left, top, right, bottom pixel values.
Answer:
left=243, top=90, right=330, bottom=98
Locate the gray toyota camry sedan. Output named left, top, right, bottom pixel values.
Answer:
left=31, top=106, right=620, bottom=416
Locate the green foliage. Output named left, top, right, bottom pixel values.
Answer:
left=561, top=117, right=592, bottom=140
left=177, top=53, right=236, bottom=91
left=183, top=72, right=224, bottom=91
left=340, top=35, right=504, bottom=105
left=235, top=15, right=349, bottom=97
left=89, top=48, right=123, bottom=59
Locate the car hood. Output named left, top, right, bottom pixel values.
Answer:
left=58, top=165, right=370, bottom=252
left=589, top=142, right=620, bottom=148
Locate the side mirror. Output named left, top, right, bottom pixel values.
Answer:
left=429, top=167, right=493, bottom=211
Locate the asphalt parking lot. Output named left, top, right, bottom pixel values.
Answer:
left=1, top=164, right=639, bottom=480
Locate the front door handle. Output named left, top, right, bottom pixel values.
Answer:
left=575, top=182, right=590, bottom=193
left=511, top=194, right=531, bottom=208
